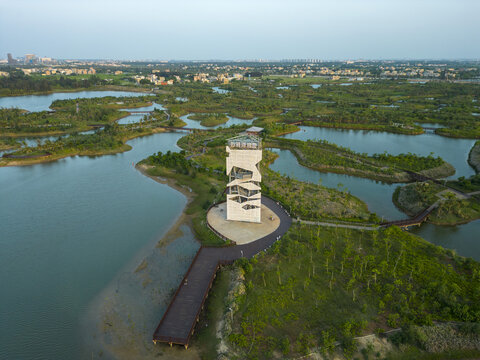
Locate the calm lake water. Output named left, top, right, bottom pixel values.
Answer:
left=212, top=87, right=230, bottom=94
left=282, top=126, right=476, bottom=179
left=0, top=90, right=150, bottom=112
left=274, top=126, right=480, bottom=261
left=0, top=90, right=190, bottom=360
left=0, top=131, right=188, bottom=360
left=117, top=102, right=165, bottom=125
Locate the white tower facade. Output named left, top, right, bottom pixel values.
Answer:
left=226, top=135, right=262, bottom=223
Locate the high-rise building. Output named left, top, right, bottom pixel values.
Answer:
left=7, top=53, right=16, bottom=65
left=225, top=134, right=262, bottom=223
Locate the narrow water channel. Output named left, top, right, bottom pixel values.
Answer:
left=268, top=148, right=405, bottom=220
left=282, top=126, right=476, bottom=179
left=269, top=145, right=480, bottom=262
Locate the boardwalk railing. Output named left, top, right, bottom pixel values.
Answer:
left=152, top=196, right=292, bottom=349
left=380, top=203, right=437, bottom=228
left=152, top=247, right=203, bottom=345
left=205, top=202, right=237, bottom=244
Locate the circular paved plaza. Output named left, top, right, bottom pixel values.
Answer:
left=207, top=202, right=280, bottom=244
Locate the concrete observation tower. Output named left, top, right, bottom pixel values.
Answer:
left=225, top=132, right=262, bottom=223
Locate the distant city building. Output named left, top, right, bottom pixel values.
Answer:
left=225, top=134, right=262, bottom=223
left=25, top=54, right=36, bottom=65
left=7, top=53, right=16, bottom=65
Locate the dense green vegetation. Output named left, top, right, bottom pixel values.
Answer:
left=0, top=95, right=155, bottom=136
left=262, top=151, right=374, bottom=223
left=141, top=150, right=228, bottom=246
left=448, top=174, right=480, bottom=193
left=3, top=70, right=480, bottom=138
left=393, top=182, right=480, bottom=225
left=0, top=137, right=20, bottom=150
left=156, top=79, right=480, bottom=139
left=50, top=96, right=153, bottom=111
left=188, top=113, right=229, bottom=127
left=468, top=141, right=480, bottom=173
left=0, top=70, right=119, bottom=96
left=228, top=224, right=480, bottom=359
left=0, top=122, right=169, bottom=167
left=145, top=150, right=193, bottom=172
left=267, top=137, right=453, bottom=182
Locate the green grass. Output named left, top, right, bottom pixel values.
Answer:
left=0, top=95, right=155, bottom=136
left=228, top=224, right=480, bottom=359
left=192, top=268, right=232, bottom=359
left=189, top=113, right=229, bottom=127
left=384, top=348, right=480, bottom=360
left=262, top=151, right=374, bottom=222
left=141, top=151, right=228, bottom=246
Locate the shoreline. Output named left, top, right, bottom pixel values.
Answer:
left=82, top=164, right=203, bottom=360
left=0, top=128, right=168, bottom=168
left=1, top=101, right=154, bottom=139
left=298, top=122, right=425, bottom=136
left=267, top=143, right=455, bottom=183
left=0, top=86, right=152, bottom=98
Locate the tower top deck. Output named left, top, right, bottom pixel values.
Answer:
left=227, top=134, right=262, bottom=150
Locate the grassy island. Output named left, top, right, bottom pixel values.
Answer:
left=266, top=137, right=454, bottom=183
left=0, top=123, right=168, bottom=167
left=299, top=120, right=424, bottom=135
left=468, top=141, right=480, bottom=173
left=0, top=95, right=155, bottom=137
left=393, top=182, right=480, bottom=225
left=188, top=113, right=229, bottom=127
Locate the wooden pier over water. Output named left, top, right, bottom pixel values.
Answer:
left=380, top=202, right=438, bottom=228
left=152, top=196, right=292, bottom=348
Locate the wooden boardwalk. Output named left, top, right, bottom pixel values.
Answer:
left=152, top=196, right=292, bottom=348
left=380, top=202, right=438, bottom=228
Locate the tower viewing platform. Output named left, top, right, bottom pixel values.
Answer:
left=226, top=134, right=263, bottom=223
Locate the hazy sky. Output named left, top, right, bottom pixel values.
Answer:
left=1, top=0, right=479, bottom=60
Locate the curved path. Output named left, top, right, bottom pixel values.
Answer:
left=152, top=196, right=292, bottom=348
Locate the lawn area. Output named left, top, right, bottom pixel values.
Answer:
left=228, top=224, right=480, bottom=359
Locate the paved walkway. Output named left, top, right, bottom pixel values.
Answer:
left=294, top=218, right=379, bottom=230
left=207, top=203, right=280, bottom=244
left=153, top=196, right=292, bottom=347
